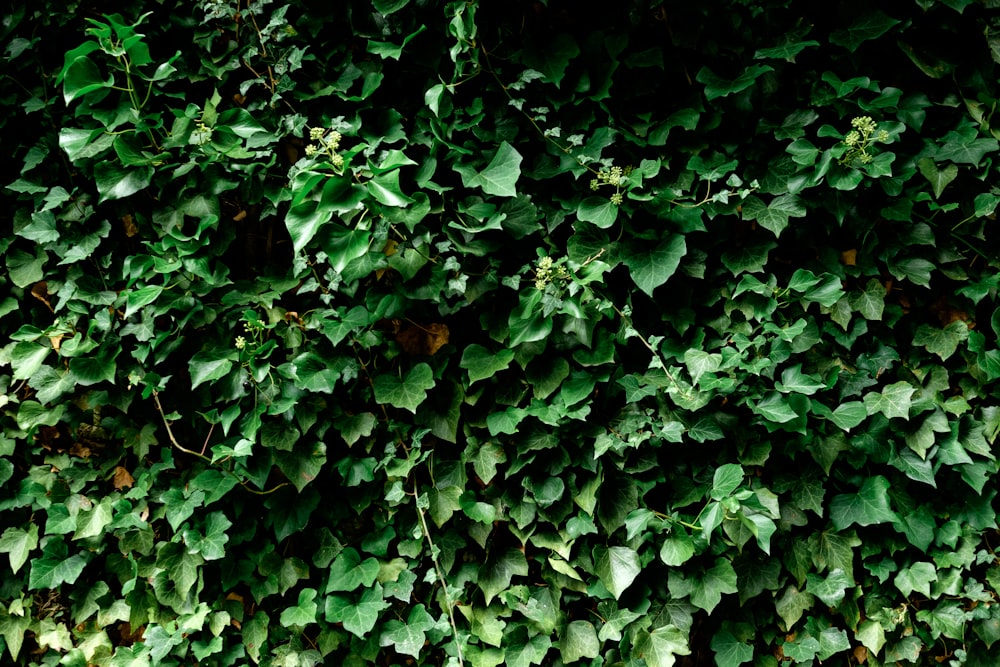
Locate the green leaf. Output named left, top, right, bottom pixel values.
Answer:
left=710, top=629, right=754, bottom=667
left=475, top=142, right=522, bottom=197
left=830, top=11, right=901, bottom=52
left=325, top=584, right=390, bottom=638
left=73, top=496, right=113, bottom=540
left=0, top=524, right=38, bottom=574
left=94, top=162, right=153, bottom=201
left=912, top=321, right=969, bottom=361
left=696, top=64, right=773, bottom=100
left=863, top=382, right=915, bottom=420
left=775, top=365, right=824, bottom=395
left=577, top=196, right=619, bottom=228
left=368, top=170, right=415, bottom=206
left=623, top=235, right=687, bottom=296
left=61, top=53, right=114, bottom=104
left=11, top=342, right=50, bottom=381
left=372, top=363, right=435, bottom=413
left=279, top=588, right=318, bottom=627
left=380, top=604, right=436, bottom=657
left=692, top=559, right=738, bottom=613
left=659, top=529, right=695, bottom=567
left=894, top=561, right=937, bottom=598
left=918, top=158, right=958, bottom=199
left=478, top=547, right=528, bottom=604
left=326, top=547, right=380, bottom=593
left=830, top=475, right=898, bottom=529
left=775, top=585, right=814, bottom=629
left=684, top=349, right=721, bottom=385
left=243, top=611, right=269, bottom=664
left=806, top=568, right=852, bottom=606
left=829, top=402, right=867, bottom=431
left=711, top=464, right=744, bottom=499
left=461, top=345, right=514, bottom=384
left=188, top=350, right=234, bottom=390
left=560, top=620, right=600, bottom=663
left=848, top=279, right=886, bottom=320
left=29, top=538, right=89, bottom=589
left=856, top=619, right=886, bottom=655
left=633, top=625, right=691, bottom=667
left=752, top=392, right=799, bottom=423
left=594, top=545, right=641, bottom=600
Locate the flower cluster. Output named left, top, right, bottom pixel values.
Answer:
left=305, top=126, right=346, bottom=170
left=235, top=317, right=267, bottom=352
left=534, top=255, right=570, bottom=290
left=589, top=164, right=632, bottom=205
left=841, top=116, right=889, bottom=165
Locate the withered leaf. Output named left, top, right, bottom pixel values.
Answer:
left=396, top=322, right=450, bottom=356
left=112, top=466, right=135, bottom=490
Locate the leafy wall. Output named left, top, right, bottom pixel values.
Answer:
left=3, top=0, right=1000, bottom=665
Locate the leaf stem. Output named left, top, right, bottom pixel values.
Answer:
left=413, top=477, right=465, bottom=667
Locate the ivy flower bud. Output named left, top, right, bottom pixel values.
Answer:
left=309, top=127, right=325, bottom=141
left=305, top=144, right=318, bottom=157
left=235, top=336, right=247, bottom=350
left=610, top=192, right=624, bottom=205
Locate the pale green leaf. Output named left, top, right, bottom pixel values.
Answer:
left=863, top=382, right=914, bottom=420
left=594, top=545, right=641, bottom=600
left=476, top=142, right=522, bottom=197
left=829, top=475, right=898, bottom=529
left=624, top=235, right=687, bottom=296
left=372, top=363, right=435, bottom=413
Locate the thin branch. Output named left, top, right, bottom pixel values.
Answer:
left=413, top=477, right=465, bottom=667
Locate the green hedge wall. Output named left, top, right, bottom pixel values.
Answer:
left=3, top=0, right=1000, bottom=665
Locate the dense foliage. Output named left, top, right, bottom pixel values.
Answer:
left=3, top=0, right=1000, bottom=665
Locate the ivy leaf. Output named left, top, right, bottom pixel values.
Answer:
left=326, top=547, right=380, bottom=593
left=856, top=619, right=887, bottom=655
left=830, top=475, right=898, bottom=530
left=478, top=547, right=528, bottom=604
left=752, top=392, right=799, bottom=423
left=805, top=568, right=852, bottom=606
left=743, top=194, right=806, bottom=237
left=633, top=625, right=691, bottom=667
left=912, top=321, right=969, bottom=361
left=594, top=545, right=641, bottom=600
left=188, top=350, right=234, bottom=390
left=475, top=142, right=522, bottom=197
left=28, top=538, right=89, bottom=590
left=560, top=620, right=600, bottom=663
left=710, top=629, right=754, bottom=667
left=325, top=584, right=390, bottom=638
left=577, top=196, right=619, bottom=228
left=380, top=604, right=435, bottom=657
left=893, top=561, right=937, bottom=598
left=0, top=524, right=39, bottom=574
left=659, top=529, right=696, bottom=566
left=917, top=158, right=958, bottom=199
left=848, top=279, right=886, bottom=320
left=238, top=611, right=267, bottom=664
left=94, top=162, right=153, bottom=201
left=279, top=588, right=318, bottom=627
left=684, top=349, right=721, bottom=385
left=829, top=402, right=867, bottom=431
left=775, top=586, right=814, bottom=629
left=461, top=345, right=514, bottom=384
left=775, top=365, right=824, bottom=395
left=623, top=235, right=687, bottom=296
left=692, top=559, right=739, bottom=613
left=830, top=11, right=901, bottom=52
left=372, top=363, right=435, bottom=413
left=863, top=381, right=915, bottom=420
left=696, top=64, right=773, bottom=100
